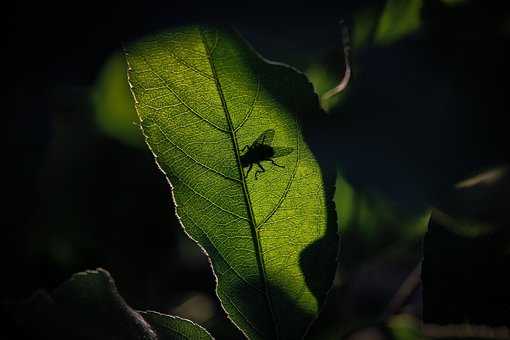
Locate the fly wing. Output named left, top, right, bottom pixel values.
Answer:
left=272, top=147, right=294, bottom=158
left=254, top=129, right=275, bottom=146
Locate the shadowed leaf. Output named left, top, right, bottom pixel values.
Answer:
left=12, top=269, right=212, bottom=340
left=140, top=311, right=213, bottom=340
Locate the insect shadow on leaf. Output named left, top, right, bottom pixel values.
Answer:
left=240, top=129, right=294, bottom=179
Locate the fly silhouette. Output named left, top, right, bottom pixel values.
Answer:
left=240, top=129, right=294, bottom=179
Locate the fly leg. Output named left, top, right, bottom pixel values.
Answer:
left=270, top=159, right=285, bottom=168
left=255, top=162, right=265, bottom=180
left=245, top=163, right=253, bottom=177
left=240, top=145, right=249, bottom=153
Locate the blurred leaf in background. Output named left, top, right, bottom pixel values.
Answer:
left=11, top=269, right=213, bottom=340
left=374, top=0, right=423, bottom=45
left=335, top=172, right=430, bottom=244
left=92, top=52, right=144, bottom=147
left=388, top=314, right=425, bottom=340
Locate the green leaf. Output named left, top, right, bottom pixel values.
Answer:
left=125, top=25, right=338, bottom=339
left=12, top=269, right=212, bottom=340
left=375, top=0, right=423, bottom=45
left=388, top=314, right=425, bottom=340
left=140, top=311, right=212, bottom=340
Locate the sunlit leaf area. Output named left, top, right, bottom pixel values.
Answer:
left=6, top=1, right=509, bottom=339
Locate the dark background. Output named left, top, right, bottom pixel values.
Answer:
left=5, top=0, right=510, bottom=338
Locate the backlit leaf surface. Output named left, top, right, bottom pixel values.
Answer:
left=126, top=25, right=338, bottom=339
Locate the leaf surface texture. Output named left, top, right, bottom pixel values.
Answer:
left=126, top=26, right=338, bottom=340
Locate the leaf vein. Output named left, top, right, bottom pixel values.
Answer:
left=198, top=26, right=280, bottom=339
left=234, top=78, right=260, bottom=132
left=150, top=122, right=241, bottom=182
left=257, top=124, right=301, bottom=229
left=172, top=170, right=248, bottom=221
left=137, top=52, right=230, bottom=133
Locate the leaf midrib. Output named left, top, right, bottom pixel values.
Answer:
left=198, top=27, right=280, bottom=339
